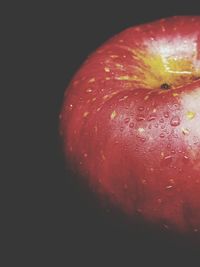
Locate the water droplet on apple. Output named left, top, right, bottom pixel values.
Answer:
left=136, top=115, right=145, bottom=121
left=129, top=122, right=134, bottom=128
left=170, top=116, right=180, bottom=126
left=171, top=103, right=179, bottom=111
left=160, top=133, right=165, bottom=138
left=163, top=111, right=169, bottom=118
left=69, top=104, right=73, bottom=110
left=161, top=124, right=166, bottom=129
left=124, top=118, right=130, bottom=123
left=138, top=106, right=144, bottom=111
left=165, top=185, right=173, bottom=189
left=183, top=155, right=189, bottom=163
left=147, top=114, right=156, bottom=121
left=159, top=118, right=164, bottom=123
left=120, top=126, right=124, bottom=132
left=155, top=123, right=158, bottom=128
left=174, top=103, right=179, bottom=109
left=164, top=155, right=173, bottom=164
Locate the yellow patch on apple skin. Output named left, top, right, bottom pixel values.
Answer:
left=172, top=93, right=179, bottom=97
left=115, top=75, right=139, bottom=81
left=103, top=91, right=119, bottom=101
left=119, top=95, right=128, bottom=102
left=104, top=67, right=110, bottom=72
left=131, top=49, right=200, bottom=89
left=115, top=36, right=200, bottom=90
left=186, top=111, right=196, bottom=120
left=114, top=37, right=200, bottom=90
left=103, top=95, right=109, bottom=100
left=146, top=36, right=200, bottom=88
left=88, top=78, right=95, bottom=83
left=83, top=111, right=89, bottom=117
left=110, top=110, right=117, bottom=120
left=115, top=63, right=124, bottom=70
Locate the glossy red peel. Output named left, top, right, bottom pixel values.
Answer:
left=60, top=16, right=200, bottom=234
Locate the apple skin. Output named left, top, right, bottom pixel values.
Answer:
left=60, top=16, right=200, bottom=234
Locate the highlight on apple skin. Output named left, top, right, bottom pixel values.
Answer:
left=60, top=16, right=200, bottom=235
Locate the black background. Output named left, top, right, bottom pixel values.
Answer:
left=7, top=1, right=200, bottom=265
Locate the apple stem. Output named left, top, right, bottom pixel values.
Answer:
left=160, top=83, right=171, bottom=90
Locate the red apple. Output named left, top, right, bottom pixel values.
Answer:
left=60, top=16, right=200, bottom=235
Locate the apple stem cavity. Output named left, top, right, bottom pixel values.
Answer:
left=160, top=83, right=171, bottom=90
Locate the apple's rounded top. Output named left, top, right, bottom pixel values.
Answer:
left=64, top=16, right=200, bottom=94
left=107, top=16, right=200, bottom=44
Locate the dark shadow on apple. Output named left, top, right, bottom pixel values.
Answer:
left=60, top=144, right=200, bottom=263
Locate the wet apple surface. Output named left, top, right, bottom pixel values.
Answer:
left=60, top=16, right=200, bottom=234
